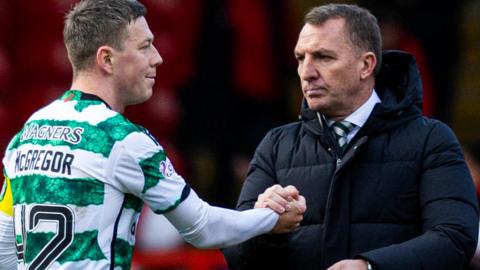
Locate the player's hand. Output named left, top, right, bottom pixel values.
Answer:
left=254, top=184, right=301, bottom=213
left=327, top=259, right=369, bottom=270
left=270, top=195, right=306, bottom=233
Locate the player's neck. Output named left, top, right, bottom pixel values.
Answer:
left=70, top=72, right=125, bottom=113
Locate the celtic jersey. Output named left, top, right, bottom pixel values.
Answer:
left=2, top=90, right=190, bottom=269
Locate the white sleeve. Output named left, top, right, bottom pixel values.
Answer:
left=107, top=132, right=188, bottom=213
left=164, top=189, right=279, bottom=249
left=0, top=211, right=16, bottom=270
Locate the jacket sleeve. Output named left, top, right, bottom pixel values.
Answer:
left=358, top=121, right=479, bottom=270
left=222, top=131, right=289, bottom=270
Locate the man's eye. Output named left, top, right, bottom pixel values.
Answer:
left=141, top=43, right=152, bottom=50
left=317, top=54, right=333, bottom=60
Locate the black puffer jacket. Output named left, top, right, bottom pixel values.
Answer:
left=222, top=51, right=478, bottom=270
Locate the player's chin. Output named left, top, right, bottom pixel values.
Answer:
left=141, top=90, right=153, bottom=103
left=306, top=97, right=327, bottom=111
left=130, top=89, right=153, bottom=105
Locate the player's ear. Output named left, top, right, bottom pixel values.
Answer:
left=96, top=46, right=114, bottom=74
left=360, top=52, right=376, bottom=80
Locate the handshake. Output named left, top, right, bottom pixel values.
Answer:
left=254, top=184, right=307, bottom=233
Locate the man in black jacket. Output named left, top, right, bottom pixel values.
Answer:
left=222, top=4, right=478, bottom=270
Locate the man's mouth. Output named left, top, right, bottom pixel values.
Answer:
left=146, top=75, right=156, bottom=82
left=304, top=87, right=326, bottom=97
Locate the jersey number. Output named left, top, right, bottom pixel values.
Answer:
left=15, top=204, right=75, bottom=270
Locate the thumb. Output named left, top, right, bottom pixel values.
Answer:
left=296, top=195, right=307, bottom=213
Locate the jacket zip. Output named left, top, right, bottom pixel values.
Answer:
left=321, top=136, right=368, bottom=268
left=325, top=136, right=368, bottom=213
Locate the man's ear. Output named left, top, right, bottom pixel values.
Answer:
left=96, top=46, right=114, bottom=74
left=360, top=52, right=376, bottom=80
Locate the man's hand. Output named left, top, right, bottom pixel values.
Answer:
left=270, top=195, right=306, bottom=233
left=254, top=184, right=307, bottom=233
left=327, top=259, right=369, bottom=270
left=254, top=184, right=302, bottom=213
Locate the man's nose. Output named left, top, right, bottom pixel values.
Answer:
left=299, top=57, right=318, bottom=82
left=152, top=45, right=163, bottom=67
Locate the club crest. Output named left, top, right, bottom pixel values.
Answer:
left=159, top=158, right=175, bottom=178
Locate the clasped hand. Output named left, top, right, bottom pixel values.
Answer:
left=254, top=184, right=307, bottom=233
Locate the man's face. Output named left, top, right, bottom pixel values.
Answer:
left=113, top=16, right=162, bottom=106
left=294, top=18, right=368, bottom=118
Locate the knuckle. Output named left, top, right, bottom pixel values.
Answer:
left=272, top=184, right=282, bottom=192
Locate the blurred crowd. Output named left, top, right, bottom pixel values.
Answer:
left=0, top=0, right=479, bottom=263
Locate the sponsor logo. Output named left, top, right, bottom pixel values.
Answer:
left=20, top=123, right=84, bottom=144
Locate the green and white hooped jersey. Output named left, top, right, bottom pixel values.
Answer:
left=2, top=90, right=190, bottom=270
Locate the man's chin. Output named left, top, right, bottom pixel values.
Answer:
left=129, top=91, right=152, bottom=106
left=306, top=100, right=326, bottom=112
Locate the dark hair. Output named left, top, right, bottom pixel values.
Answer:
left=305, top=4, right=382, bottom=76
left=63, top=0, right=146, bottom=74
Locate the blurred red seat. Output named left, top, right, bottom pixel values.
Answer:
left=132, top=247, right=227, bottom=270
left=143, top=0, right=204, bottom=89
left=0, top=1, right=13, bottom=46
left=13, top=0, right=77, bottom=36
left=7, top=82, right=68, bottom=131
left=12, top=36, right=71, bottom=82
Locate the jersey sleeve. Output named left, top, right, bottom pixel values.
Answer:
left=164, top=189, right=278, bottom=248
left=106, top=131, right=189, bottom=213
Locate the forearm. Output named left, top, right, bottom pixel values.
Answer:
left=0, top=212, right=16, bottom=270
left=164, top=190, right=279, bottom=249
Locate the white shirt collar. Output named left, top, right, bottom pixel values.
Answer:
left=344, top=89, right=381, bottom=128
left=327, top=89, right=381, bottom=129
left=325, top=89, right=380, bottom=143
